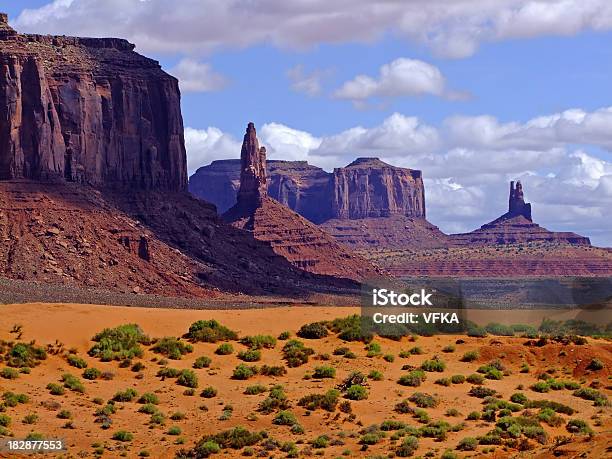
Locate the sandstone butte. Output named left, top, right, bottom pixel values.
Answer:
left=0, top=14, right=366, bottom=298
left=223, top=123, right=380, bottom=279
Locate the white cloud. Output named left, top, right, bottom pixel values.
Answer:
left=184, top=127, right=240, bottom=174
left=286, top=65, right=330, bottom=96
left=14, top=1, right=612, bottom=58
left=168, top=58, right=227, bottom=93
left=334, top=58, right=447, bottom=102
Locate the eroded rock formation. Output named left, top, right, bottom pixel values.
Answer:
left=0, top=14, right=186, bottom=190
left=237, top=122, right=267, bottom=208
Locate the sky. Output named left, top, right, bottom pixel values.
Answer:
left=4, top=0, right=612, bottom=246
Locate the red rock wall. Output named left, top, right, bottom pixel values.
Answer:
left=0, top=20, right=187, bottom=190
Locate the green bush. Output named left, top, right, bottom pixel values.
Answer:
left=451, top=374, right=465, bottom=384
left=460, top=350, right=479, bottom=362
left=282, top=340, right=314, bottom=367
left=177, top=370, right=198, bottom=388
left=313, top=365, right=336, bottom=379
left=240, top=335, right=277, bottom=349
left=138, top=393, right=159, bottom=404
left=573, top=387, right=608, bottom=406
left=0, top=368, right=19, bottom=379
left=200, top=386, right=217, bottom=398
left=328, top=315, right=373, bottom=343
left=157, top=367, right=181, bottom=378
left=112, top=430, right=134, bottom=442
left=82, top=368, right=101, bottom=380
left=244, top=384, right=267, bottom=395
left=298, top=389, right=340, bottom=411
left=468, top=386, right=497, bottom=398
left=368, top=370, right=384, bottom=381
left=484, top=323, right=515, bottom=336
left=0, top=414, right=11, bottom=427
left=5, top=342, right=47, bottom=368
left=168, top=426, right=182, bottom=436
left=185, top=440, right=220, bottom=457
left=409, top=392, right=438, bottom=408
left=380, top=420, right=407, bottom=431
left=297, top=322, right=329, bottom=339
left=510, top=392, right=528, bottom=404
left=197, top=426, right=263, bottom=449
left=152, top=337, right=193, bottom=360
left=67, top=355, right=88, bottom=369
left=57, top=410, right=72, bottom=419
left=113, top=388, right=138, bottom=402
left=46, top=383, right=65, bottom=395
left=587, top=359, right=604, bottom=371
left=273, top=410, right=297, bottom=426
left=186, top=320, right=238, bottom=343
left=398, top=370, right=426, bottom=387
left=457, top=436, right=478, bottom=451
left=193, top=356, right=212, bottom=369
left=466, top=373, right=485, bottom=385
left=138, top=403, right=158, bottom=414
left=383, top=354, right=395, bottom=362
left=259, top=365, right=287, bottom=377
left=278, top=331, right=291, bottom=340
left=311, top=435, right=330, bottom=448
left=237, top=349, right=261, bottom=362
left=421, top=358, right=446, bottom=372
left=466, top=411, right=481, bottom=421
left=442, top=345, right=456, bottom=353
left=23, top=413, right=38, bottom=424
left=258, top=386, right=290, bottom=414
left=395, top=435, right=418, bottom=457
left=345, top=385, right=368, bottom=400
left=435, top=377, right=451, bottom=386
left=566, top=418, right=594, bottom=435
left=531, top=381, right=550, bottom=393
left=89, top=324, right=149, bottom=361
left=215, top=343, right=233, bottom=355
left=232, top=364, right=258, bottom=380
left=61, top=373, right=85, bottom=393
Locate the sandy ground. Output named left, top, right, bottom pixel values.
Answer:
left=0, top=302, right=610, bottom=459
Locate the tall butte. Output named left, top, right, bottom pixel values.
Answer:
left=223, top=123, right=379, bottom=281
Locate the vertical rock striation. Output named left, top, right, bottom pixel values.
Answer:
left=236, top=122, right=267, bottom=209
left=0, top=13, right=186, bottom=190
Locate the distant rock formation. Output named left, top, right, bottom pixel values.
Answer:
left=0, top=13, right=186, bottom=190
left=223, top=123, right=380, bottom=280
left=451, top=181, right=590, bottom=246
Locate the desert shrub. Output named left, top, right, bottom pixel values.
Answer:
left=408, top=346, right=424, bottom=355
left=138, top=393, right=159, bottom=404
left=82, top=368, right=101, bottom=380
left=328, top=315, right=373, bottom=343
left=298, top=389, right=340, bottom=411
left=66, top=354, right=88, bottom=369
left=150, top=412, right=166, bottom=425
left=573, top=387, right=608, bottom=406
left=0, top=367, right=19, bottom=379
left=395, top=435, right=418, bottom=457
left=398, top=370, right=426, bottom=387
left=531, top=381, right=550, bottom=393
left=393, top=399, right=413, bottom=414
left=5, top=342, right=47, bottom=368
left=450, top=374, right=465, bottom=384
left=409, top=392, right=438, bottom=408
left=420, top=420, right=451, bottom=440
left=113, top=388, right=138, bottom=402
left=466, top=411, right=481, bottom=421
left=313, top=365, right=336, bottom=379
left=57, top=410, right=72, bottom=419
left=365, top=342, right=382, bottom=357
left=180, top=440, right=220, bottom=457
left=457, top=436, right=478, bottom=451
left=3, top=391, right=28, bottom=406
left=368, top=370, right=384, bottom=381
left=278, top=331, right=291, bottom=340
left=152, top=337, right=193, bottom=360
left=345, top=385, right=368, bottom=400
left=23, top=413, right=38, bottom=424
left=282, top=340, right=314, bottom=367
left=333, top=346, right=351, bottom=356
left=421, top=358, right=445, bottom=372
left=112, top=430, right=133, bottom=442
left=566, top=419, right=594, bottom=435
left=157, top=367, right=181, bottom=378
left=237, top=349, right=261, bottom=362
left=586, top=359, right=604, bottom=371
left=442, top=345, right=456, bottom=353
left=273, top=410, right=297, bottom=426
left=510, top=392, right=528, bottom=404
left=244, top=384, right=267, bottom=395
left=469, top=386, right=497, bottom=398
left=436, top=378, right=451, bottom=387
left=187, top=320, right=238, bottom=343
left=466, top=373, right=485, bottom=385
left=0, top=414, right=11, bottom=427
left=46, top=382, right=65, bottom=395
left=259, top=365, right=287, bottom=377
left=258, top=386, right=290, bottom=414
left=61, top=373, right=85, bottom=393
left=537, top=408, right=564, bottom=427
left=383, top=353, right=395, bottom=362
left=297, top=322, right=329, bottom=339
left=460, top=350, right=479, bottom=362
left=240, top=335, right=276, bottom=350
left=441, top=450, right=459, bottom=459
left=215, top=343, right=233, bottom=355
left=138, top=404, right=158, bottom=414
left=200, top=386, right=217, bottom=398
left=199, top=426, right=264, bottom=449
left=193, top=356, right=212, bottom=369
left=232, top=364, right=258, bottom=380
left=177, top=370, right=198, bottom=388
left=485, top=323, right=515, bottom=336
left=380, top=420, right=407, bottom=431
left=89, top=324, right=149, bottom=361
left=467, top=325, right=488, bottom=337
left=168, top=426, right=182, bottom=435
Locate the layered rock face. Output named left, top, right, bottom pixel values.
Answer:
left=451, top=181, right=591, bottom=246
left=223, top=124, right=379, bottom=281
left=0, top=14, right=186, bottom=190
left=331, top=158, right=425, bottom=219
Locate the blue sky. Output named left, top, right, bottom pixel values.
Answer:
left=4, top=1, right=612, bottom=245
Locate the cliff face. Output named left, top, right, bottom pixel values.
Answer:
left=0, top=14, right=186, bottom=190
left=190, top=157, right=425, bottom=221
left=331, top=158, right=425, bottom=219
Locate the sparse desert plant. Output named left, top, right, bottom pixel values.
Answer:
left=240, top=335, right=277, bottom=349
left=186, top=320, right=238, bottom=343
left=258, top=386, right=290, bottom=414
left=409, top=392, right=438, bottom=408
left=157, top=367, right=181, bottom=378
left=278, top=331, right=291, bottom=340
left=57, top=410, right=72, bottom=419
left=573, top=387, right=608, bottom=406
left=398, top=370, right=426, bottom=387
left=46, top=383, right=65, bottom=395
left=113, top=388, right=138, bottom=402
left=531, top=381, right=550, bottom=393
left=196, top=426, right=263, bottom=449
left=468, top=386, right=497, bottom=398
left=313, top=365, right=336, bottom=379
left=200, top=386, right=217, bottom=398
left=89, top=324, right=149, bottom=361
left=193, top=356, right=212, bottom=369
left=345, top=385, right=368, bottom=400
left=215, top=343, right=233, bottom=355
left=232, top=364, right=258, bottom=380
left=22, top=413, right=38, bottom=424
left=566, top=419, right=594, bottom=435
left=237, top=349, right=261, bottom=362
left=466, top=411, right=481, bottom=421
left=442, top=345, right=456, bottom=353
left=138, top=403, right=158, bottom=415
left=112, top=430, right=134, bottom=442
left=586, top=359, right=604, bottom=371
left=421, top=357, right=446, bottom=372
left=451, top=374, right=466, bottom=384
left=435, top=377, right=451, bottom=386
left=383, top=353, right=395, bottom=362
left=82, top=368, right=101, bottom=380
left=5, top=342, right=47, bottom=368
left=61, top=373, right=85, bottom=393
left=466, top=373, right=485, bottom=385
left=152, top=337, right=193, bottom=360
left=138, top=393, right=159, bottom=404
left=273, top=410, right=297, bottom=426
left=244, top=384, right=267, bottom=395
left=170, top=412, right=186, bottom=420
left=461, top=350, right=479, bottom=362
left=131, top=361, right=145, bottom=372
left=510, top=392, right=528, bottom=404
left=328, top=315, right=373, bottom=343
left=298, top=389, right=340, bottom=411
left=168, top=426, right=182, bottom=436
left=177, top=369, right=198, bottom=388
left=0, top=367, right=19, bottom=379
left=368, top=370, right=384, bottom=381
left=297, top=322, right=329, bottom=339
left=282, top=340, right=315, bottom=367
left=457, top=436, right=478, bottom=451
left=66, top=354, right=88, bottom=369
left=259, top=365, right=287, bottom=377
left=395, top=435, right=418, bottom=457
left=0, top=414, right=11, bottom=427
